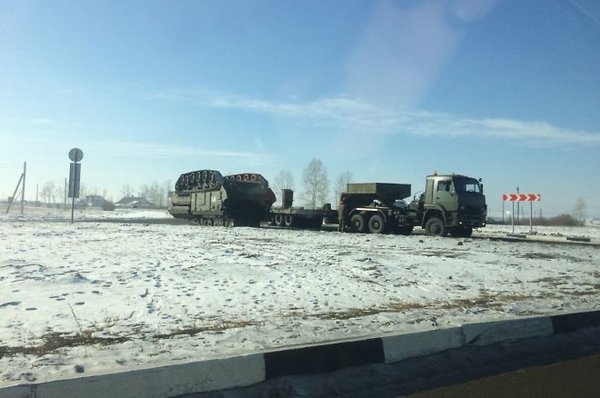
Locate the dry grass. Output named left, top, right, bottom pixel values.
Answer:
left=0, top=331, right=129, bottom=359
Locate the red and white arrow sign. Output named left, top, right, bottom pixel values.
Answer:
left=502, top=193, right=541, bottom=202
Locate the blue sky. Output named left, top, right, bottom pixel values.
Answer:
left=1, top=0, right=599, bottom=218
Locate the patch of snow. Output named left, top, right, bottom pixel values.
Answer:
left=0, top=220, right=598, bottom=385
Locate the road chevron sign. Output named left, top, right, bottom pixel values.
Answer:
left=502, top=193, right=541, bottom=202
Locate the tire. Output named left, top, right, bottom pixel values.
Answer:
left=350, top=214, right=365, bottom=233
left=368, top=214, right=385, bottom=234
left=425, top=217, right=447, bottom=237
left=284, top=214, right=294, bottom=227
left=274, top=214, right=284, bottom=226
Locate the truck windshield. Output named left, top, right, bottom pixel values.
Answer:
left=453, top=178, right=481, bottom=193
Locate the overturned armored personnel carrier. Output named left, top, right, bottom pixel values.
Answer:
left=168, top=169, right=276, bottom=227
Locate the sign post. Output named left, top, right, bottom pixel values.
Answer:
left=502, top=193, right=541, bottom=234
left=68, top=148, right=84, bottom=224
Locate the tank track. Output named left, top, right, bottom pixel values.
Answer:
left=224, top=173, right=270, bottom=189
left=175, top=169, right=224, bottom=194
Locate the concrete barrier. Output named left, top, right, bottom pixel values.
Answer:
left=382, top=327, right=464, bottom=364
left=0, top=386, right=30, bottom=398
left=462, top=316, right=553, bottom=346
left=3, top=311, right=599, bottom=397
left=264, top=338, right=384, bottom=379
left=551, top=310, right=600, bottom=334
left=11, top=354, right=264, bottom=398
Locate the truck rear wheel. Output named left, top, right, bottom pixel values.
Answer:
left=425, top=217, right=447, bottom=237
left=350, top=214, right=365, bottom=233
left=274, top=214, right=284, bottom=226
left=368, top=214, right=385, bottom=234
left=284, top=214, right=294, bottom=227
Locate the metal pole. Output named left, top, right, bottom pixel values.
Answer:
left=530, top=201, right=533, bottom=233
left=516, top=186, right=520, bottom=224
left=20, top=162, right=26, bottom=214
left=71, top=187, right=75, bottom=224
left=6, top=173, right=23, bottom=214
left=71, top=161, right=76, bottom=224
left=511, top=202, right=515, bottom=234
left=502, top=201, right=505, bottom=224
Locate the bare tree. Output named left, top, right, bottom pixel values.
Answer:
left=141, top=180, right=171, bottom=208
left=79, top=183, right=87, bottom=199
left=574, top=197, right=587, bottom=226
left=302, top=158, right=329, bottom=209
left=272, top=170, right=295, bottom=204
left=41, top=182, right=55, bottom=204
left=141, top=182, right=161, bottom=207
left=333, top=170, right=353, bottom=207
left=163, top=180, right=172, bottom=207
left=120, top=183, right=135, bottom=199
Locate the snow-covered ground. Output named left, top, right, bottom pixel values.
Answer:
left=1, top=209, right=599, bottom=386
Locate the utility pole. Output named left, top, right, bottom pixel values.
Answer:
left=516, top=186, right=520, bottom=224
left=20, top=162, right=26, bottom=214
left=6, top=162, right=26, bottom=214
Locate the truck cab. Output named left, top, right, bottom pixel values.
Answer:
left=410, top=173, right=487, bottom=237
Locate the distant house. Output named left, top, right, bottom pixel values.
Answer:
left=85, top=195, right=115, bottom=211
left=115, top=196, right=155, bottom=209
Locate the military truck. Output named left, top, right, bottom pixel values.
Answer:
left=340, top=173, right=486, bottom=237
left=168, top=169, right=276, bottom=227
left=269, top=189, right=337, bottom=228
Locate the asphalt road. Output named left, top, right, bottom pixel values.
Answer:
left=408, top=353, right=600, bottom=398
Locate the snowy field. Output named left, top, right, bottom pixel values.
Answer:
left=1, top=208, right=599, bottom=386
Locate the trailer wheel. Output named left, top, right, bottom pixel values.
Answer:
left=425, top=217, right=447, bottom=237
left=274, top=214, right=284, bottom=226
left=284, top=214, right=294, bottom=227
left=368, top=214, right=385, bottom=234
left=350, top=214, right=365, bottom=233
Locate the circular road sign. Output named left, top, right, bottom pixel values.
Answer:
left=69, top=148, right=84, bottom=162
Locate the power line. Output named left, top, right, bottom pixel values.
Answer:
left=569, top=0, right=600, bottom=27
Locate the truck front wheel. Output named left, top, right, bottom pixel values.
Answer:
left=425, top=217, right=447, bottom=237
left=368, top=214, right=385, bottom=234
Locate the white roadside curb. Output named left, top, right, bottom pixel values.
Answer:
left=382, top=327, right=464, bottom=363
left=20, top=354, right=263, bottom=398
left=2, top=310, right=599, bottom=398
